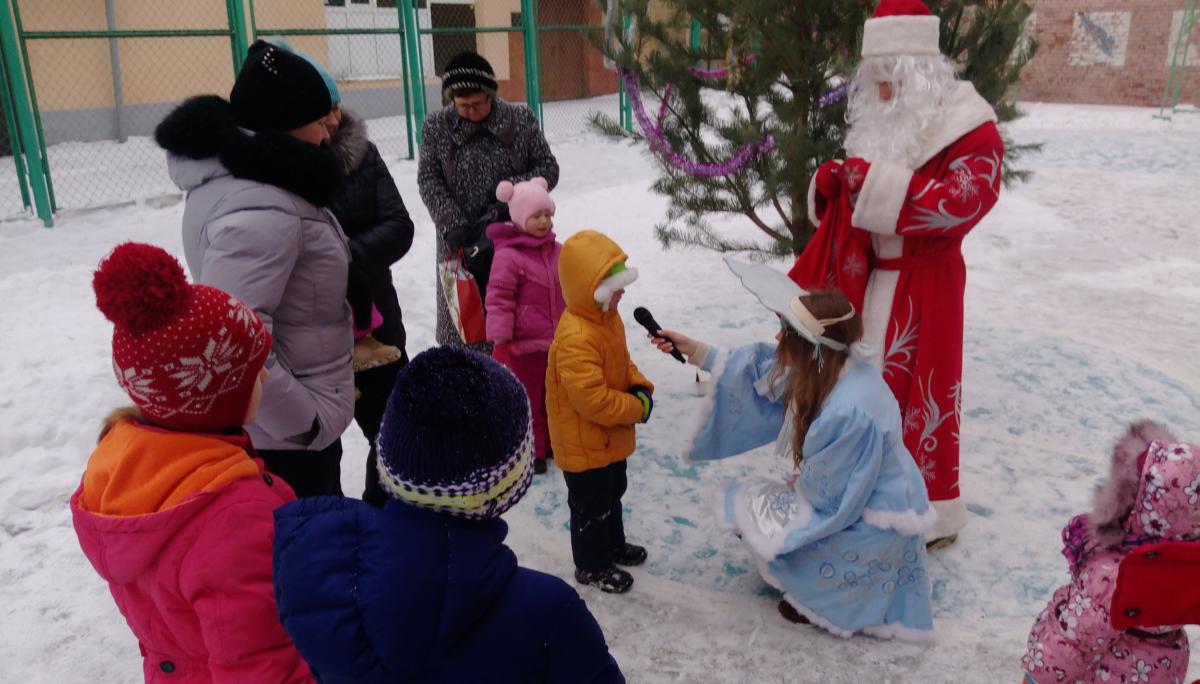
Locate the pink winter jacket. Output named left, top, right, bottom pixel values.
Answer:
left=1023, top=422, right=1197, bottom=684
left=485, top=222, right=566, bottom=354
left=71, top=421, right=314, bottom=683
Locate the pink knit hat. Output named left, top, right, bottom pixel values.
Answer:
left=496, top=177, right=555, bottom=231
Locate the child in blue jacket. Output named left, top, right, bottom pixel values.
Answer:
left=272, top=346, right=624, bottom=683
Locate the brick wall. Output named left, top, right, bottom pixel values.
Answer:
left=1018, top=1, right=1199, bottom=107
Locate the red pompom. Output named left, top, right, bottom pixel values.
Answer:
left=93, top=242, right=191, bottom=335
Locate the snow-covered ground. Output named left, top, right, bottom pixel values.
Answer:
left=1, top=101, right=1198, bottom=682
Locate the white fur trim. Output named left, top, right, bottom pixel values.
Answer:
left=780, top=592, right=856, bottom=639
left=807, top=172, right=821, bottom=228
left=862, top=15, right=941, bottom=58
left=852, top=161, right=912, bottom=235
left=923, top=497, right=967, bottom=542
left=863, top=505, right=939, bottom=536
left=757, top=543, right=936, bottom=643
left=861, top=621, right=936, bottom=643
left=861, top=270, right=898, bottom=365
left=712, top=480, right=738, bottom=532
left=683, top=347, right=729, bottom=461
left=912, top=82, right=999, bottom=170
left=593, top=267, right=638, bottom=311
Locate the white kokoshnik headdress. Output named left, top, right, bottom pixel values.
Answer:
left=723, top=256, right=856, bottom=359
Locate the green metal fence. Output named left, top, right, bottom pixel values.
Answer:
left=0, top=0, right=639, bottom=227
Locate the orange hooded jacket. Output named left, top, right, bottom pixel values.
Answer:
left=545, top=230, right=653, bottom=473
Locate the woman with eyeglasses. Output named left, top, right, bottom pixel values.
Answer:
left=418, top=51, right=560, bottom=352
left=647, top=257, right=936, bottom=642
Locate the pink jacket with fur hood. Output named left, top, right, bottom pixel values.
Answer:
left=485, top=222, right=565, bottom=354
left=1022, top=422, right=1198, bottom=684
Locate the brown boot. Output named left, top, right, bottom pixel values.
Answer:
left=353, top=334, right=403, bottom=372
left=926, top=534, right=958, bottom=552
left=777, top=600, right=811, bottom=625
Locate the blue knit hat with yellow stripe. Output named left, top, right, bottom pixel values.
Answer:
left=377, top=346, right=533, bottom=519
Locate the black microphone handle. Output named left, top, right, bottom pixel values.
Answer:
left=636, top=308, right=686, bottom=364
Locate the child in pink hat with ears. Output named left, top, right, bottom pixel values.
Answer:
left=486, top=177, right=566, bottom=475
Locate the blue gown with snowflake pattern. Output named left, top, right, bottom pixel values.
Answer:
left=689, top=343, right=936, bottom=641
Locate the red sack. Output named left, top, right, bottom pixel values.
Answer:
left=437, top=249, right=487, bottom=345
left=787, top=192, right=871, bottom=312
left=1110, top=540, right=1200, bottom=630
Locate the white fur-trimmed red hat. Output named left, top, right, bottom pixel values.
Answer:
left=861, top=0, right=941, bottom=58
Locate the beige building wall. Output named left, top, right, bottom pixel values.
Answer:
left=17, top=0, right=334, bottom=112
left=13, top=0, right=675, bottom=118
left=476, top=0, right=520, bottom=82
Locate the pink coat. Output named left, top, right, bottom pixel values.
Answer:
left=1023, top=422, right=1197, bottom=683
left=72, top=445, right=314, bottom=683
left=485, top=222, right=566, bottom=355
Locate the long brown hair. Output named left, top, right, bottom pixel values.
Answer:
left=98, top=406, right=143, bottom=443
left=770, top=290, right=863, bottom=469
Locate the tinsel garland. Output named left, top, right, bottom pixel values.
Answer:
left=622, top=70, right=777, bottom=178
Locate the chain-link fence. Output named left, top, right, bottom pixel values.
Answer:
left=0, top=0, right=651, bottom=226
left=1, top=0, right=242, bottom=221
left=537, top=0, right=620, bottom=141
left=250, top=0, right=415, bottom=162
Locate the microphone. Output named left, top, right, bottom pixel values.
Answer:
left=633, top=307, right=685, bottom=364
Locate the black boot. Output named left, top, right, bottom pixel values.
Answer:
left=574, top=566, right=633, bottom=594
left=611, top=542, right=647, bottom=567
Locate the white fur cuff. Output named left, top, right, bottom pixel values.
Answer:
left=594, top=267, right=639, bottom=311
left=807, top=173, right=821, bottom=228
left=862, top=15, right=941, bottom=58
left=851, top=161, right=912, bottom=235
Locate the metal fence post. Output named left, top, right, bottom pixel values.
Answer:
left=0, top=32, right=29, bottom=209
left=621, top=14, right=632, bottom=133
left=397, top=15, right=415, bottom=159
left=519, top=0, right=541, bottom=124
left=400, top=0, right=426, bottom=143
left=0, top=0, right=51, bottom=225
left=225, top=0, right=249, bottom=72
left=105, top=0, right=126, bottom=142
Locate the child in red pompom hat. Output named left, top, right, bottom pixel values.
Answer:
left=72, top=242, right=314, bottom=683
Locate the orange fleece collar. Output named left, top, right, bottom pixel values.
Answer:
left=81, top=420, right=260, bottom=516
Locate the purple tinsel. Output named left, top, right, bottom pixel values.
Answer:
left=687, top=56, right=849, bottom=110
left=687, top=55, right=760, bottom=80
left=622, top=70, right=777, bottom=178
left=818, top=82, right=850, bottom=108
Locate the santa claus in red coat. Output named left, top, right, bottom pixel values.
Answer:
left=789, top=0, right=1004, bottom=547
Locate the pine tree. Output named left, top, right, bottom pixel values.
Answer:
left=593, top=0, right=1037, bottom=256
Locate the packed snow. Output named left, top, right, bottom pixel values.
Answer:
left=1, top=100, right=1198, bottom=682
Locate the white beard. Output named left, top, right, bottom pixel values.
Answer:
left=843, top=55, right=959, bottom=170
left=843, top=100, right=937, bottom=169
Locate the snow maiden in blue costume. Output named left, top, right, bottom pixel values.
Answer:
left=649, top=257, right=936, bottom=641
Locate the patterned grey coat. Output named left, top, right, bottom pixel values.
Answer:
left=417, top=98, right=559, bottom=347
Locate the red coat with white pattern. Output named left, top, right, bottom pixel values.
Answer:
left=790, top=82, right=1004, bottom=536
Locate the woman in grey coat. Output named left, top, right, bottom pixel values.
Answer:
left=418, top=51, right=559, bottom=349
left=154, top=40, right=354, bottom=497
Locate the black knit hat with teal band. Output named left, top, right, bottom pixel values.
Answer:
left=377, top=346, right=533, bottom=519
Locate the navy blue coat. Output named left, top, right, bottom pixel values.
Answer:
left=273, top=497, right=624, bottom=683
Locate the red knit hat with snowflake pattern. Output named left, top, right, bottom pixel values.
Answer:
left=93, top=242, right=271, bottom=433
left=862, top=0, right=941, bottom=58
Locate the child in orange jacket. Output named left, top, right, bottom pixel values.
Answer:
left=546, top=230, right=653, bottom=594
left=72, top=243, right=313, bottom=683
